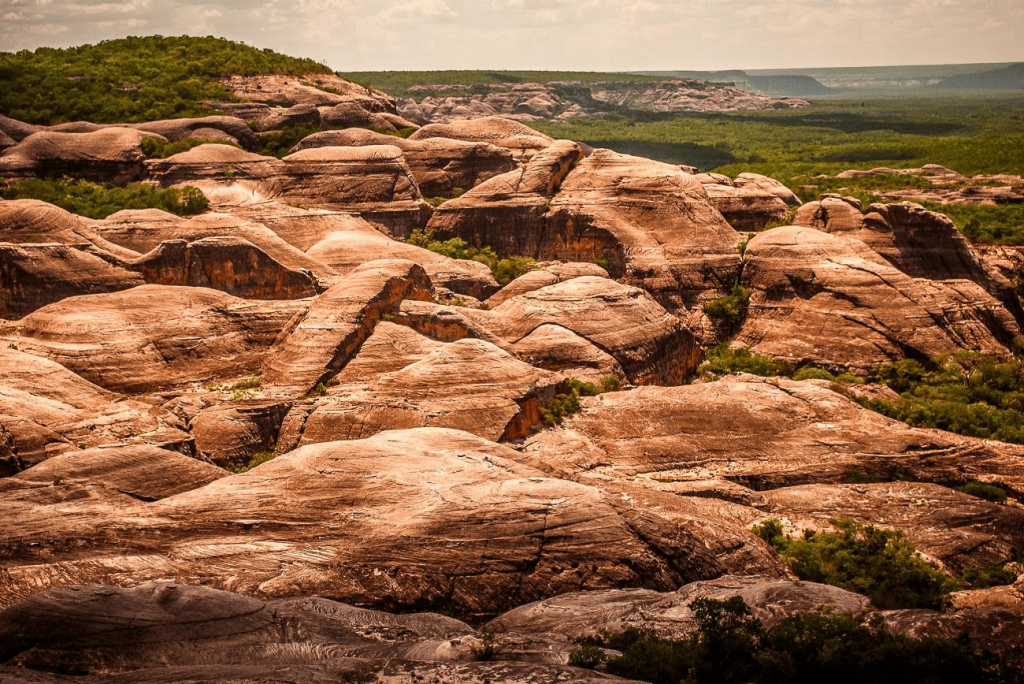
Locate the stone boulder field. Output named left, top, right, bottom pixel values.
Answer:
left=3, top=45, right=1024, bottom=684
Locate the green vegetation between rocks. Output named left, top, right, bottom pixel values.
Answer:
left=696, top=343, right=863, bottom=384
left=702, top=282, right=750, bottom=322
left=406, top=229, right=535, bottom=285
left=0, top=177, right=208, bottom=219
left=255, top=122, right=321, bottom=158
left=141, top=136, right=238, bottom=159
left=569, top=596, right=1020, bottom=684
left=752, top=518, right=956, bottom=610
left=226, top=450, right=276, bottom=474
left=540, top=376, right=620, bottom=427
left=861, top=353, right=1024, bottom=444
left=0, top=36, right=331, bottom=125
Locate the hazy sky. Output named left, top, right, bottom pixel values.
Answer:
left=1, top=0, right=1022, bottom=71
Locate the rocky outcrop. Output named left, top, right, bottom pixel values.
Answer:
left=281, top=337, right=564, bottom=446
left=6, top=285, right=305, bottom=393
left=0, top=581, right=639, bottom=682
left=0, top=200, right=141, bottom=259
left=7, top=444, right=224, bottom=500
left=737, top=226, right=1020, bottom=370
left=0, top=243, right=145, bottom=317
left=127, top=236, right=317, bottom=299
left=409, top=116, right=555, bottom=160
left=430, top=147, right=743, bottom=333
left=291, top=127, right=517, bottom=197
left=261, top=260, right=434, bottom=393
left=523, top=374, right=1024, bottom=494
left=0, top=428, right=729, bottom=614
left=190, top=400, right=292, bottom=466
left=831, top=164, right=1024, bottom=206
left=0, top=128, right=158, bottom=182
left=694, top=172, right=798, bottom=231
left=129, top=116, right=257, bottom=147
left=0, top=347, right=191, bottom=468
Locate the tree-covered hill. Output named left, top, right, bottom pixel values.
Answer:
left=0, top=36, right=332, bottom=125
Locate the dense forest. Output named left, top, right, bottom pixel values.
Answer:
left=0, top=36, right=331, bottom=124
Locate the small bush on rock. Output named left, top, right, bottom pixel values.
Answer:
left=752, top=517, right=956, bottom=610
left=570, top=595, right=1020, bottom=684
left=703, top=281, right=750, bottom=322
left=406, top=229, right=535, bottom=285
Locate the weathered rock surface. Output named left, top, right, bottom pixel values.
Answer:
left=695, top=172, right=798, bottom=231
left=0, top=581, right=638, bottom=683
left=409, top=116, right=555, bottom=160
left=190, top=400, right=292, bottom=466
left=127, top=236, right=317, bottom=299
left=0, top=243, right=145, bottom=317
left=6, top=285, right=305, bottom=393
left=738, top=226, right=1020, bottom=370
left=523, top=374, right=1024, bottom=494
left=128, top=116, right=256, bottom=147
left=6, top=444, right=224, bottom=500
left=430, top=148, right=743, bottom=334
left=0, top=347, right=191, bottom=468
left=262, top=259, right=434, bottom=393
left=0, top=200, right=140, bottom=259
left=291, top=127, right=517, bottom=197
left=833, top=164, right=1024, bottom=206
left=281, top=338, right=564, bottom=446
left=0, top=428, right=730, bottom=614
left=0, top=128, right=158, bottom=182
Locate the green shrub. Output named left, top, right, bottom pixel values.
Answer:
left=956, top=481, right=1008, bottom=504
left=577, top=596, right=1019, bottom=684
left=540, top=376, right=620, bottom=427
left=226, top=450, right=276, bottom=474
left=0, top=177, right=208, bottom=219
left=861, top=352, right=1024, bottom=444
left=0, top=36, right=332, bottom=125
left=406, top=229, right=535, bottom=285
left=370, top=126, right=416, bottom=138
left=256, top=122, right=320, bottom=158
left=425, top=196, right=448, bottom=207
left=792, top=367, right=836, bottom=382
left=703, top=281, right=750, bottom=322
left=752, top=517, right=956, bottom=609
left=962, top=563, right=1018, bottom=590
left=698, top=343, right=794, bottom=380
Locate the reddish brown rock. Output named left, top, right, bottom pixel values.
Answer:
left=0, top=428, right=728, bottom=614
left=7, top=444, right=224, bottom=500
left=190, top=400, right=292, bottom=466
left=291, top=127, right=517, bottom=197
left=262, top=259, right=434, bottom=393
left=6, top=285, right=304, bottom=393
left=128, top=116, right=256, bottom=147
left=0, top=128, right=158, bottom=182
left=738, top=226, right=1020, bottom=370
left=0, top=243, right=145, bottom=317
left=283, top=338, right=563, bottom=446
left=0, top=200, right=140, bottom=259
left=409, top=116, right=555, bottom=160
left=522, top=374, right=1024, bottom=495
left=127, top=236, right=317, bottom=299
left=480, top=276, right=700, bottom=385
left=0, top=347, right=191, bottom=468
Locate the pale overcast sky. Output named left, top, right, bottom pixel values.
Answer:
left=1, top=0, right=1022, bottom=71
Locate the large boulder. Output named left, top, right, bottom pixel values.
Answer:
left=291, top=127, right=517, bottom=197
left=128, top=116, right=257, bottom=147
left=6, top=285, right=305, bottom=393
left=0, top=347, right=191, bottom=468
left=280, top=337, right=564, bottom=446
left=522, top=374, right=1024, bottom=494
left=409, top=116, right=555, bottom=160
left=0, top=128, right=157, bottom=183
left=737, top=226, right=1021, bottom=370
left=0, top=243, right=145, bottom=317
left=0, top=200, right=140, bottom=259
left=127, top=236, right=317, bottom=299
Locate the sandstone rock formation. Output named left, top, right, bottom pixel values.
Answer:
left=291, top=127, right=517, bottom=197
left=409, top=116, right=556, bottom=160
left=0, top=428, right=731, bottom=614
left=5, top=285, right=305, bottom=393
left=0, top=243, right=145, bottom=317
left=737, top=226, right=1020, bottom=370
left=0, top=128, right=158, bottom=182
left=0, top=347, right=191, bottom=468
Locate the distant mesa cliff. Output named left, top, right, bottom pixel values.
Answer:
left=933, top=63, right=1024, bottom=90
